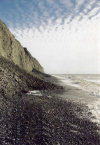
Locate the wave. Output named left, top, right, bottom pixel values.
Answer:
left=54, top=74, right=100, bottom=98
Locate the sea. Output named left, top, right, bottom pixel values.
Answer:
left=53, top=74, right=100, bottom=124
left=53, top=74, right=100, bottom=98
left=28, top=74, right=100, bottom=124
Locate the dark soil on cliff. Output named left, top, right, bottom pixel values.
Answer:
left=0, top=56, right=62, bottom=99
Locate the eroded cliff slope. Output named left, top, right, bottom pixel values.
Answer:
left=0, top=56, right=58, bottom=98
left=0, top=19, right=60, bottom=98
left=0, top=19, right=43, bottom=73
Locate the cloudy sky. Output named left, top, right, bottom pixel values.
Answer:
left=0, top=0, right=100, bottom=74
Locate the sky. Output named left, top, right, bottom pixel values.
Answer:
left=0, top=0, right=100, bottom=74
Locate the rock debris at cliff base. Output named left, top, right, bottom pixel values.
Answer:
left=0, top=91, right=100, bottom=145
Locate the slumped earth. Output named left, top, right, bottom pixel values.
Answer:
left=0, top=75, right=100, bottom=145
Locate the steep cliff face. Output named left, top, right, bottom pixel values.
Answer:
left=0, top=20, right=44, bottom=73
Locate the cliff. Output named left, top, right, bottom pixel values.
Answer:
left=0, top=19, right=60, bottom=97
left=0, top=19, right=44, bottom=73
left=0, top=56, right=58, bottom=98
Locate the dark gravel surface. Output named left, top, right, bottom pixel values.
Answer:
left=0, top=87, right=100, bottom=145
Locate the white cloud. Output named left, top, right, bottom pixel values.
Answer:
left=76, top=0, right=85, bottom=7
left=38, top=1, right=46, bottom=11
left=10, top=16, right=100, bottom=74
left=71, top=0, right=100, bottom=22
left=60, top=0, right=73, bottom=8
left=8, top=0, right=100, bottom=74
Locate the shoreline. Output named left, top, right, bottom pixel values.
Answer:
left=53, top=75, right=100, bottom=125
left=1, top=75, right=100, bottom=144
left=25, top=80, right=100, bottom=144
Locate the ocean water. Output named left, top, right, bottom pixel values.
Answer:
left=53, top=74, right=100, bottom=124
left=54, top=74, right=100, bottom=98
left=27, top=74, right=100, bottom=124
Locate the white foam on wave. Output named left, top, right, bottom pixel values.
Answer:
left=52, top=75, right=80, bottom=88
left=61, top=79, right=80, bottom=88
left=77, top=79, right=100, bottom=98
left=88, top=98, right=100, bottom=124
left=27, top=90, right=52, bottom=98
left=86, top=79, right=100, bottom=84
left=54, top=74, right=100, bottom=125
left=53, top=75, right=100, bottom=98
left=27, top=90, right=43, bottom=96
